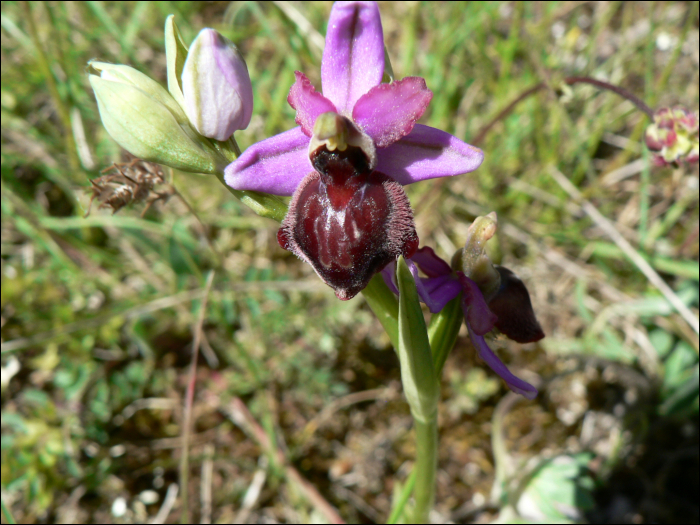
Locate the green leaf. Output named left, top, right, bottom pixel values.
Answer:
left=649, top=328, right=675, bottom=358
left=361, top=273, right=399, bottom=350
left=660, top=365, right=699, bottom=416
left=517, top=453, right=595, bottom=522
left=387, top=469, right=417, bottom=524
left=164, top=15, right=189, bottom=110
left=664, top=340, right=698, bottom=391
left=396, top=256, right=438, bottom=423
left=428, top=294, right=462, bottom=377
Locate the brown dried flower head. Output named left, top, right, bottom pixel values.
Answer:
left=85, top=158, right=170, bottom=217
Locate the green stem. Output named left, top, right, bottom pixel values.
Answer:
left=229, top=135, right=243, bottom=156
left=428, top=294, right=463, bottom=377
left=395, top=256, right=440, bottom=522
left=413, top=418, right=438, bottom=523
left=214, top=172, right=288, bottom=222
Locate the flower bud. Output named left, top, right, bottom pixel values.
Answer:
left=645, top=106, right=699, bottom=166
left=460, top=212, right=501, bottom=301
left=89, top=63, right=218, bottom=174
left=458, top=213, right=544, bottom=343
left=182, top=29, right=253, bottom=141
left=90, top=62, right=188, bottom=124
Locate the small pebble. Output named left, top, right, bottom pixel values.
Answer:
left=111, top=497, right=127, bottom=518
left=139, top=490, right=159, bottom=505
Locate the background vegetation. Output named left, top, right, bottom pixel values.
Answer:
left=1, top=1, right=698, bottom=523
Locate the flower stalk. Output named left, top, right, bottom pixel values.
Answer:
left=413, top=419, right=438, bottom=523
left=396, top=255, right=440, bottom=523
left=472, top=76, right=655, bottom=146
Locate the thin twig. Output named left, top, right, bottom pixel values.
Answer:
left=473, top=76, right=654, bottom=146
left=199, top=331, right=220, bottom=368
left=564, top=76, right=654, bottom=117
left=180, top=271, right=216, bottom=523
left=234, top=457, right=268, bottom=524
left=200, top=444, right=214, bottom=524
left=170, top=183, right=224, bottom=267
left=333, top=486, right=382, bottom=523
left=149, top=483, right=179, bottom=525
left=549, top=166, right=699, bottom=335
left=224, top=397, right=346, bottom=524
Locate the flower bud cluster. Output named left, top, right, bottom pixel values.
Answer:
left=89, top=16, right=253, bottom=174
left=645, top=106, right=699, bottom=166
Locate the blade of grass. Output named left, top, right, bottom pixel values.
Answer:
left=21, top=1, right=79, bottom=171
left=386, top=469, right=417, bottom=524
left=180, top=270, right=215, bottom=524
left=1, top=496, right=16, bottom=525
left=549, top=166, right=699, bottom=335
left=638, top=148, right=651, bottom=247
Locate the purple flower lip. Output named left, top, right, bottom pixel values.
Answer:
left=382, top=247, right=541, bottom=399
left=278, top=112, right=419, bottom=301
left=224, top=1, right=483, bottom=196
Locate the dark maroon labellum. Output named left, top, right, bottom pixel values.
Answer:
left=488, top=266, right=545, bottom=343
left=278, top=147, right=418, bottom=300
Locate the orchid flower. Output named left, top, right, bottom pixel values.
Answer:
left=225, top=1, right=484, bottom=300
left=381, top=226, right=544, bottom=399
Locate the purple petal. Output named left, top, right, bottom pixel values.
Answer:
left=376, top=124, right=484, bottom=185
left=287, top=71, right=337, bottom=137
left=407, top=259, right=443, bottom=313
left=381, top=258, right=460, bottom=313
left=458, top=273, right=497, bottom=336
left=224, top=127, right=311, bottom=196
left=421, top=274, right=463, bottom=313
left=321, top=1, right=384, bottom=114
left=352, top=77, right=432, bottom=148
left=381, top=256, right=462, bottom=314
left=411, top=246, right=452, bottom=278
left=381, top=260, right=399, bottom=295
left=467, top=326, right=538, bottom=400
